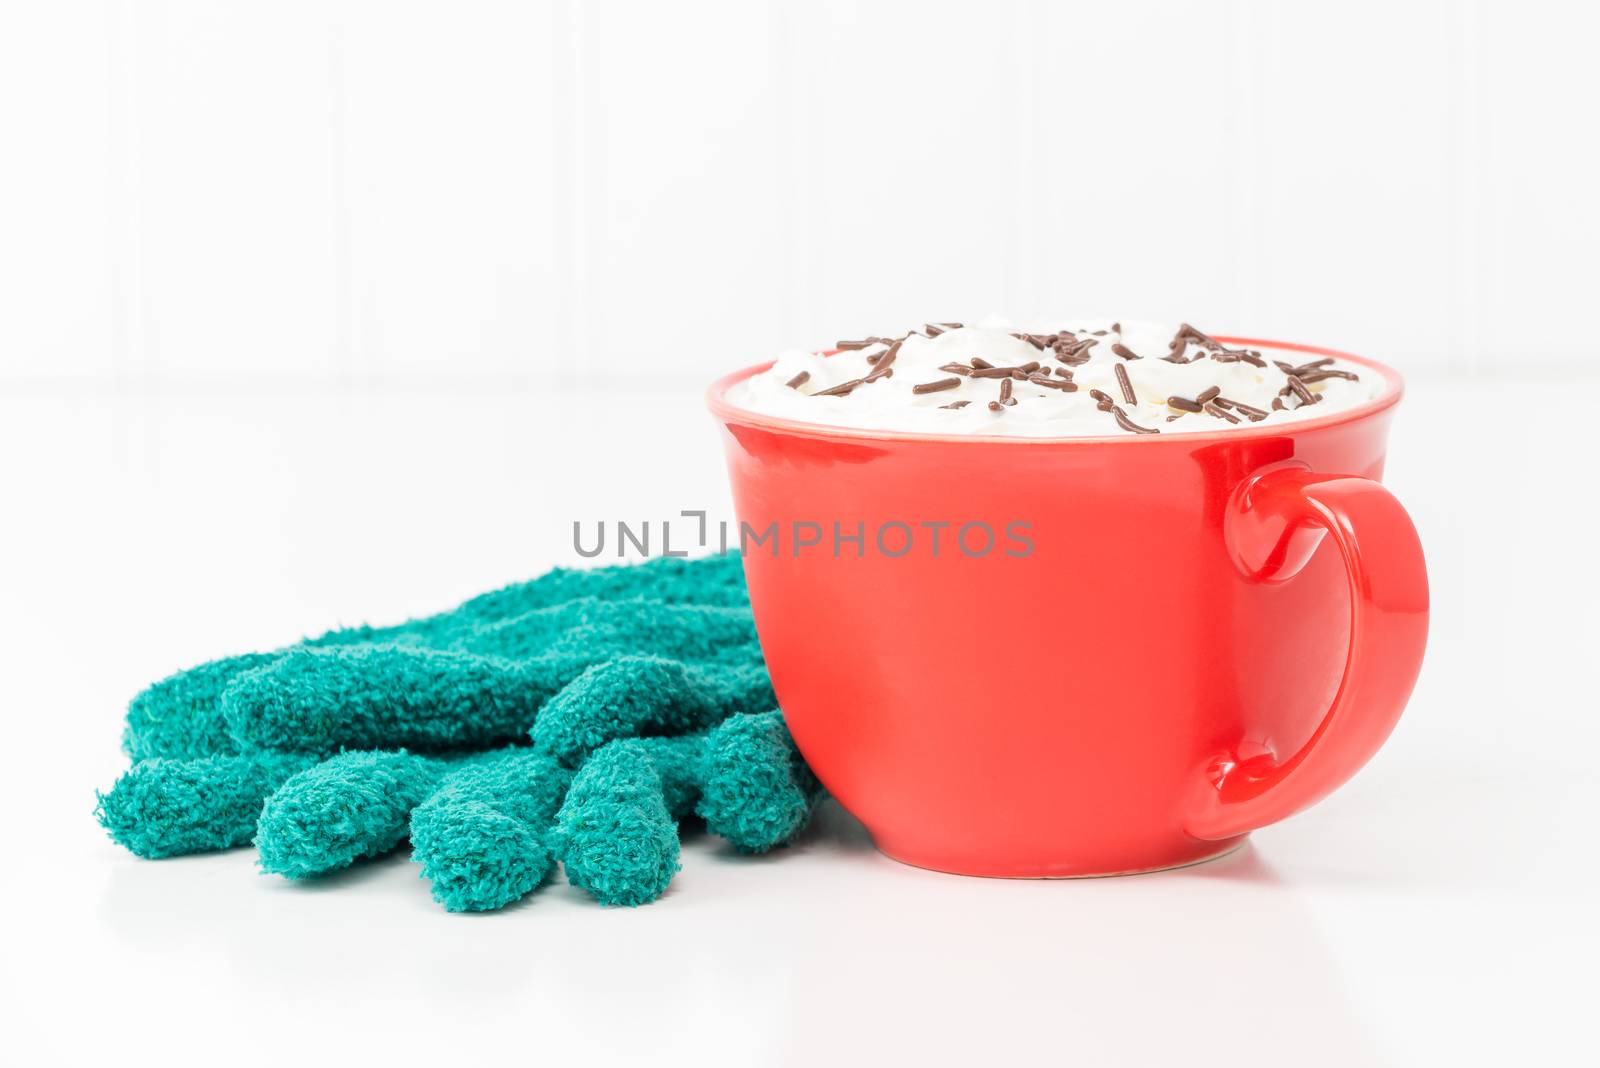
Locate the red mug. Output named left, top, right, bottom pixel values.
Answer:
left=707, top=339, right=1428, bottom=877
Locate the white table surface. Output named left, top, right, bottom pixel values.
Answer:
left=2, top=370, right=1595, bottom=1067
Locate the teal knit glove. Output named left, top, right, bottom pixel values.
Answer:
left=95, top=555, right=821, bottom=910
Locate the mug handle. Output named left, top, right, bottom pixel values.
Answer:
left=1183, top=462, right=1429, bottom=841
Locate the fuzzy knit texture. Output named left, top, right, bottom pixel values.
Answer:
left=699, top=710, right=822, bottom=853
left=554, top=738, right=692, bottom=907
left=531, top=656, right=774, bottom=767
left=95, top=753, right=316, bottom=859
left=256, top=751, right=447, bottom=878
left=122, top=652, right=279, bottom=762
left=555, top=719, right=820, bottom=907
left=117, top=553, right=756, bottom=763
left=410, top=750, right=573, bottom=912
left=96, top=554, right=823, bottom=910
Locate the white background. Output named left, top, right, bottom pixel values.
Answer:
left=2, top=2, right=1597, bottom=1067
left=3, top=0, right=1599, bottom=388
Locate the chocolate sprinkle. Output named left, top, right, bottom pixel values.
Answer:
left=1114, top=363, right=1136, bottom=405
left=1212, top=345, right=1267, bottom=368
left=812, top=378, right=864, bottom=397
left=1054, top=337, right=1098, bottom=364
left=1162, top=325, right=1210, bottom=364
left=1111, top=405, right=1159, bottom=435
left=862, top=340, right=901, bottom=382
left=1219, top=396, right=1269, bottom=420
left=801, top=321, right=1353, bottom=431
left=1287, top=375, right=1317, bottom=405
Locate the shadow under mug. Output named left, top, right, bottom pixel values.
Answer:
left=707, top=339, right=1428, bottom=877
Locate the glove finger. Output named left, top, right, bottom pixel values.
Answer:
left=555, top=738, right=700, bottom=907
left=698, top=710, right=820, bottom=853
left=531, top=654, right=776, bottom=767
left=95, top=753, right=315, bottom=859
left=529, top=657, right=716, bottom=765
left=410, top=751, right=572, bottom=912
left=119, top=556, right=751, bottom=763
left=122, top=652, right=282, bottom=761
left=222, top=646, right=548, bottom=754
left=254, top=751, right=448, bottom=879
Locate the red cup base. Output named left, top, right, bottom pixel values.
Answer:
left=869, top=834, right=1249, bottom=880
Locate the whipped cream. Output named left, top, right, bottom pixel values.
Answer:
left=726, top=318, right=1385, bottom=437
